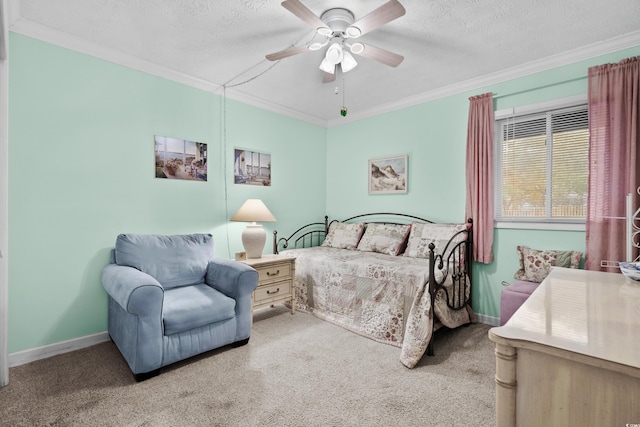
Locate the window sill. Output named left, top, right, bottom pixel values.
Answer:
left=496, top=221, right=585, bottom=232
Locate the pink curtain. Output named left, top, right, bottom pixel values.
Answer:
left=586, top=56, right=640, bottom=271
left=465, top=93, right=494, bottom=264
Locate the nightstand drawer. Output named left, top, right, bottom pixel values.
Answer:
left=255, top=263, right=291, bottom=282
left=254, top=280, right=291, bottom=304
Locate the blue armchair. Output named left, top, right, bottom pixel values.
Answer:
left=102, top=233, right=258, bottom=381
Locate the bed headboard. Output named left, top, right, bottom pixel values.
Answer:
left=273, top=212, right=460, bottom=254
left=273, top=216, right=329, bottom=254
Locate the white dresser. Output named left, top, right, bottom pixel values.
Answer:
left=489, top=267, right=640, bottom=427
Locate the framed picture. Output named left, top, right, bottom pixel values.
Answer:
left=234, top=149, right=271, bottom=186
left=155, top=135, right=207, bottom=181
left=368, top=155, right=407, bottom=194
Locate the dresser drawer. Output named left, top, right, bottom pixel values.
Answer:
left=254, top=280, right=291, bottom=304
left=255, top=263, right=291, bottom=282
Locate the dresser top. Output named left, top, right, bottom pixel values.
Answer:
left=491, top=267, right=640, bottom=369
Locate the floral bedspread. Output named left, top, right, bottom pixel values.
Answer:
left=282, top=247, right=471, bottom=368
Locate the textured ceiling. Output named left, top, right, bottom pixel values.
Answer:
left=8, top=0, right=640, bottom=125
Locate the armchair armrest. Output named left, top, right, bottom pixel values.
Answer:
left=102, top=264, right=164, bottom=314
left=205, top=257, right=258, bottom=299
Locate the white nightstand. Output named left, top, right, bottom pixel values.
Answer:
left=240, top=254, right=296, bottom=314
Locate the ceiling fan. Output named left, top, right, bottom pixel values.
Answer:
left=265, top=0, right=406, bottom=83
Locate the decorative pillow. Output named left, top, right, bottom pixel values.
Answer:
left=404, top=222, right=468, bottom=260
left=321, top=222, right=364, bottom=250
left=521, top=246, right=558, bottom=283
left=514, top=245, right=528, bottom=281
left=356, top=223, right=411, bottom=256
left=556, top=249, right=583, bottom=269
left=514, top=245, right=582, bottom=282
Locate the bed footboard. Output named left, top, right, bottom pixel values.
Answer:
left=426, top=218, right=473, bottom=356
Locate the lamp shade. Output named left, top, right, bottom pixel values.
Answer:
left=341, top=51, right=358, bottom=73
left=325, top=43, right=344, bottom=65
left=230, top=199, right=276, bottom=259
left=319, top=57, right=335, bottom=74
left=230, top=199, right=276, bottom=223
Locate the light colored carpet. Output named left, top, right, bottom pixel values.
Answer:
left=0, top=307, right=496, bottom=426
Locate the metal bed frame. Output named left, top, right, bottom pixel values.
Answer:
left=273, top=213, right=473, bottom=357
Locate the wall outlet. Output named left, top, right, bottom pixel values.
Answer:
left=235, top=252, right=246, bottom=261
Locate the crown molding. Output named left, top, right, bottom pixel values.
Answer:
left=9, top=15, right=640, bottom=129
left=327, top=30, right=640, bottom=127
left=218, top=86, right=328, bottom=127
left=9, top=17, right=328, bottom=127
left=10, top=18, right=220, bottom=93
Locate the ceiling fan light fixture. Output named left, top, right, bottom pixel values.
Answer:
left=341, top=51, right=358, bottom=73
left=309, top=40, right=329, bottom=51
left=346, top=26, right=362, bottom=38
left=317, top=27, right=333, bottom=37
left=325, top=43, right=344, bottom=65
left=270, top=0, right=406, bottom=83
left=319, top=57, right=335, bottom=74
left=349, top=42, right=365, bottom=55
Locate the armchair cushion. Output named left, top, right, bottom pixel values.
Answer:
left=115, top=233, right=213, bottom=290
left=163, top=284, right=236, bottom=336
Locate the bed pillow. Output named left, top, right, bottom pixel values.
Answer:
left=321, top=222, right=364, bottom=250
left=514, top=245, right=582, bottom=283
left=356, top=223, right=411, bottom=256
left=556, top=249, right=583, bottom=270
left=404, top=222, right=468, bottom=260
left=520, top=247, right=558, bottom=283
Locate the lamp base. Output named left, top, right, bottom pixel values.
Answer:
left=241, top=224, right=266, bottom=259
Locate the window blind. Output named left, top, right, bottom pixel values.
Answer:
left=496, top=104, right=588, bottom=222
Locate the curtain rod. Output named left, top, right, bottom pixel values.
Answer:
left=493, top=75, right=588, bottom=100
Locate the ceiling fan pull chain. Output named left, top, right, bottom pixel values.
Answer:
left=341, top=78, right=348, bottom=117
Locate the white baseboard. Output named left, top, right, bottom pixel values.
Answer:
left=7, top=314, right=500, bottom=367
left=475, top=314, right=500, bottom=327
left=8, top=331, right=110, bottom=367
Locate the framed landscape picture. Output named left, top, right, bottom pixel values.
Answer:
left=368, top=155, right=407, bottom=194
left=234, top=149, right=271, bottom=186
left=155, top=135, right=207, bottom=181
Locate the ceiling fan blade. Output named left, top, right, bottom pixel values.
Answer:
left=322, top=70, right=336, bottom=83
left=352, top=43, right=404, bottom=67
left=265, top=45, right=309, bottom=61
left=281, top=0, right=330, bottom=33
left=348, top=0, right=406, bottom=37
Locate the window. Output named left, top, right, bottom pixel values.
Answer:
left=495, top=99, right=588, bottom=228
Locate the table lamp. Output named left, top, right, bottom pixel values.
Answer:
left=230, top=199, right=276, bottom=259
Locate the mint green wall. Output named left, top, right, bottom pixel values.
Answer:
left=7, top=32, right=639, bottom=353
left=326, top=96, right=468, bottom=220
left=222, top=99, right=326, bottom=256
left=7, top=34, right=325, bottom=353
left=326, top=45, right=640, bottom=322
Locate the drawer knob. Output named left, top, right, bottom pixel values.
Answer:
left=266, top=288, right=280, bottom=295
left=266, top=269, right=280, bottom=277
